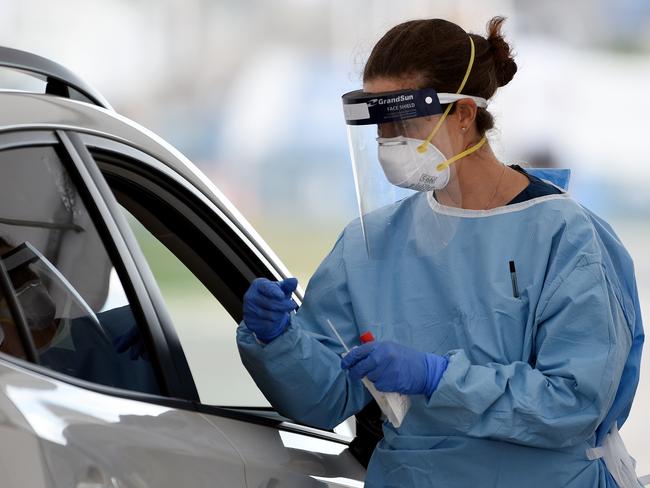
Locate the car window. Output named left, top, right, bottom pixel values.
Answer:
left=117, top=204, right=270, bottom=407
left=91, top=144, right=271, bottom=407
left=0, top=145, right=160, bottom=395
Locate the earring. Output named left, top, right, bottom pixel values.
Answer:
left=461, top=127, right=467, bottom=132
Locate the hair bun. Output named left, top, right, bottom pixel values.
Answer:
left=486, top=16, right=517, bottom=87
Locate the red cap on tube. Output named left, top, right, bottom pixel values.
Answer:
left=360, top=331, right=375, bottom=344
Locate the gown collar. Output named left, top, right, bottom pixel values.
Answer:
left=426, top=191, right=570, bottom=218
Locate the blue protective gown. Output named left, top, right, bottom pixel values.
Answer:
left=237, top=180, right=643, bottom=487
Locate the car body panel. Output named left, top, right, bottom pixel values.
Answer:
left=202, top=413, right=365, bottom=487
left=0, top=352, right=366, bottom=487
left=0, top=356, right=246, bottom=487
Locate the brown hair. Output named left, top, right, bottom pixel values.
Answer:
left=363, top=16, right=517, bottom=135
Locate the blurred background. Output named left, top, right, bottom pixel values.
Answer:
left=1, top=0, right=649, bottom=473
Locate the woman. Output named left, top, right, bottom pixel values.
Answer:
left=237, top=17, right=644, bottom=487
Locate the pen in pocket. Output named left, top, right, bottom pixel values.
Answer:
left=509, top=260, right=520, bottom=298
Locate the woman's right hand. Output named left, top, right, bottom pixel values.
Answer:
left=243, top=277, right=298, bottom=343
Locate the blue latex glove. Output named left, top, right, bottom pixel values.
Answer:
left=113, top=326, right=149, bottom=361
left=341, top=341, right=448, bottom=397
left=243, top=277, right=298, bottom=343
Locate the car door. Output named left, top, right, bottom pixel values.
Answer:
left=73, top=131, right=366, bottom=487
left=0, top=129, right=247, bottom=488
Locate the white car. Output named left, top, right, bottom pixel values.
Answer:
left=0, top=46, right=367, bottom=487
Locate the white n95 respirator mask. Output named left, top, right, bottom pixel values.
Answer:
left=377, top=136, right=450, bottom=191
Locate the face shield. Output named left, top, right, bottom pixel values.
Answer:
left=342, top=35, right=494, bottom=259
left=342, top=86, right=489, bottom=259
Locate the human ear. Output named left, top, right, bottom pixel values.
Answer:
left=455, top=99, right=478, bottom=132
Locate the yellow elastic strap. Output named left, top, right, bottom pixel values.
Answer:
left=417, top=103, right=454, bottom=153
left=456, top=35, right=476, bottom=94
left=417, top=35, right=477, bottom=155
left=436, top=136, right=487, bottom=171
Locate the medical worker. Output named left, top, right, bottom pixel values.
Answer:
left=237, top=17, right=644, bottom=488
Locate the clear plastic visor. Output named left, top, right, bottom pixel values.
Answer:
left=346, top=116, right=462, bottom=260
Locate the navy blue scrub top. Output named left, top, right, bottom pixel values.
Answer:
left=508, top=165, right=563, bottom=204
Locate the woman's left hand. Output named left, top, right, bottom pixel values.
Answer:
left=341, top=341, right=448, bottom=397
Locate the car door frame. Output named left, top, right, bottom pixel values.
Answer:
left=0, top=127, right=200, bottom=407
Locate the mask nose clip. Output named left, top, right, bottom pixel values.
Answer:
left=377, top=137, right=407, bottom=147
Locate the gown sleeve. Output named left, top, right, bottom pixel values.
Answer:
left=426, top=253, right=633, bottom=449
left=236, top=230, right=372, bottom=429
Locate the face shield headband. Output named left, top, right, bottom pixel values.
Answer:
left=342, top=35, right=487, bottom=173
